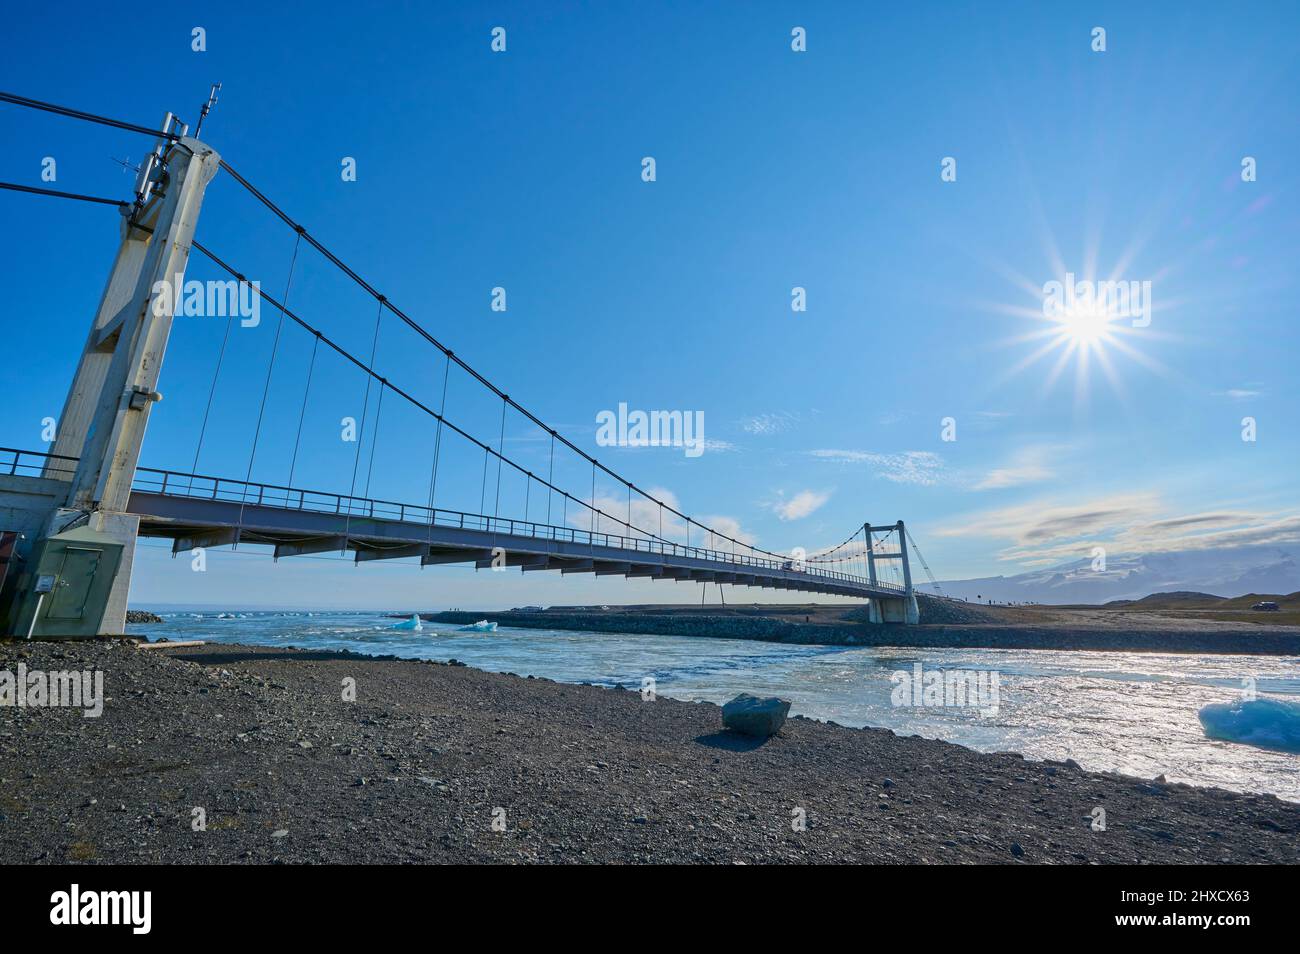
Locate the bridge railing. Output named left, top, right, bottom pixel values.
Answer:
left=0, top=448, right=899, bottom=590
left=0, top=446, right=79, bottom=480
left=131, top=465, right=901, bottom=591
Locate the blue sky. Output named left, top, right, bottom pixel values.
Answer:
left=2, top=2, right=1297, bottom=609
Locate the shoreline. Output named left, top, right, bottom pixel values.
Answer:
left=2, top=639, right=1296, bottom=864
left=422, top=609, right=1300, bottom=656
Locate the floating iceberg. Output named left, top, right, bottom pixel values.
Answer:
left=460, top=620, right=497, bottom=633
left=1198, top=697, right=1300, bottom=754
left=390, top=614, right=424, bottom=632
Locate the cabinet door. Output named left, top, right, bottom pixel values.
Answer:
left=46, top=547, right=102, bottom=620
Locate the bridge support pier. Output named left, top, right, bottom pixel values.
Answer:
left=868, top=593, right=920, bottom=624
left=0, top=126, right=220, bottom=637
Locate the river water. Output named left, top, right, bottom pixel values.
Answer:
left=128, top=610, right=1300, bottom=801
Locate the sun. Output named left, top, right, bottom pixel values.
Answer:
left=982, top=266, right=1171, bottom=408
left=1056, top=304, right=1117, bottom=346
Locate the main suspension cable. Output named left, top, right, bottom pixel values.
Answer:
left=0, top=92, right=876, bottom=569
left=0, top=180, right=129, bottom=208
left=0, top=93, right=880, bottom=578
left=213, top=155, right=807, bottom=563
left=0, top=91, right=182, bottom=142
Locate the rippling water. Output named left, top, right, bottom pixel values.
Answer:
left=129, top=611, right=1300, bottom=801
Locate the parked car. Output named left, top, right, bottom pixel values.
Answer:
left=1251, top=601, right=1281, bottom=612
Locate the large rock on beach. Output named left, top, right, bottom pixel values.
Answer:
left=722, top=693, right=791, bottom=737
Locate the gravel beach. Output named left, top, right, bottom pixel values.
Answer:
left=1, top=639, right=1296, bottom=864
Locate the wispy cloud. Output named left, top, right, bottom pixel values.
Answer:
left=938, top=491, right=1300, bottom=566
left=1214, top=388, right=1262, bottom=400
left=939, top=492, right=1160, bottom=543
left=810, top=444, right=1063, bottom=492
left=770, top=489, right=831, bottom=521
left=973, top=446, right=1057, bottom=490
left=969, top=410, right=1014, bottom=432
left=741, top=412, right=798, bottom=436
left=1118, top=511, right=1300, bottom=555
left=809, top=449, right=945, bottom=486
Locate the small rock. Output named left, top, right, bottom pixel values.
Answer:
left=271, top=829, right=289, bottom=839
left=1010, top=842, right=1024, bottom=857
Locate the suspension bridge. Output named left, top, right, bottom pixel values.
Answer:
left=0, top=90, right=939, bottom=637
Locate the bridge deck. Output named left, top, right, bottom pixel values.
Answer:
left=126, top=468, right=906, bottom=600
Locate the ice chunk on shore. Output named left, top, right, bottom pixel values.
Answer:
left=1198, top=698, right=1300, bottom=754
left=391, top=614, right=423, bottom=632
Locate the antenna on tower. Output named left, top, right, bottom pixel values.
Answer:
left=194, top=82, right=222, bottom=138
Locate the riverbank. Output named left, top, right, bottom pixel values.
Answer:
left=423, top=604, right=1300, bottom=655
left=2, top=639, right=1295, bottom=864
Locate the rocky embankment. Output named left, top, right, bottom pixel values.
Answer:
left=2, top=640, right=1295, bottom=864
left=425, top=609, right=1300, bottom=655
left=125, top=610, right=164, bottom=625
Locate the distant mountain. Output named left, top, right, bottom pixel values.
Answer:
left=937, top=545, right=1300, bottom=605
left=1128, top=590, right=1223, bottom=604
left=1107, top=591, right=1300, bottom=611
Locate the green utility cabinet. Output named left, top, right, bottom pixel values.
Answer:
left=25, top=526, right=124, bottom=637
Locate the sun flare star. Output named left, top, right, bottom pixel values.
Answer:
left=986, top=266, right=1172, bottom=408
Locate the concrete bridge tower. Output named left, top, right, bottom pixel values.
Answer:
left=0, top=120, right=221, bottom=636
left=865, top=520, right=921, bottom=624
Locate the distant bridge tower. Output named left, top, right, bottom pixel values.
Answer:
left=0, top=118, right=221, bottom=636
left=865, top=521, right=920, bottom=624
